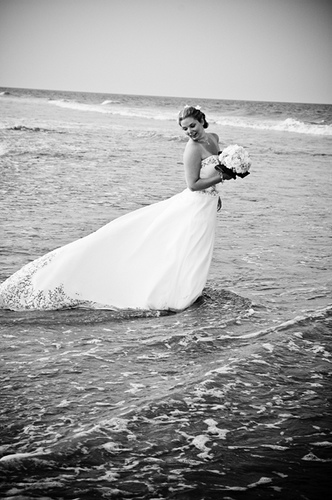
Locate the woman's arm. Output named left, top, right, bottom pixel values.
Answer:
left=183, top=143, right=222, bottom=191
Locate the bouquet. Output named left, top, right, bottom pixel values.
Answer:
left=215, top=144, right=251, bottom=179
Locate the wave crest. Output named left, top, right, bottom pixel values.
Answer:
left=215, top=116, right=332, bottom=136
left=47, top=99, right=332, bottom=136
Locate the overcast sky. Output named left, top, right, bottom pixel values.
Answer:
left=1, top=0, right=331, bottom=104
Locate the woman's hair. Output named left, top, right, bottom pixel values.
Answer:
left=178, top=106, right=209, bottom=128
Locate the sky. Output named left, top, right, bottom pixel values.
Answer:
left=0, top=0, right=331, bottom=104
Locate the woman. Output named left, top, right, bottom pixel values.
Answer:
left=0, top=106, right=229, bottom=312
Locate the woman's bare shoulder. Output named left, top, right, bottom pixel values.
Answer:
left=210, top=132, right=220, bottom=143
left=184, top=140, right=202, bottom=161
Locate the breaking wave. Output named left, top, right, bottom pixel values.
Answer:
left=215, top=116, right=332, bottom=136
left=48, top=99, right=332, bottom=135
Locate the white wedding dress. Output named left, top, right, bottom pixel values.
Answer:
left=0, top=156, right=221, bottom=312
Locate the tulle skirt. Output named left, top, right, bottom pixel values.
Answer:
left=0, top=189, right=219, bottom=311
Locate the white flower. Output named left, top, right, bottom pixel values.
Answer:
left=218, top=144, right=251, bottom=175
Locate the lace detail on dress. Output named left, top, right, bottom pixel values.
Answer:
left=194, top=187, right=219, bottom=197
left=0, top=250, right=86, bottom=310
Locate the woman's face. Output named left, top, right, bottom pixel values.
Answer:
left=180, top=117, right=205, bottom=141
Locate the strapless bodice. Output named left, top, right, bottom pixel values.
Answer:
left=200, top=155, right=219, bottom=177
left=199, top=155, right=219, bottom=196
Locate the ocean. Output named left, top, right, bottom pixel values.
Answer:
left=0, top=87, right=331, bottom=499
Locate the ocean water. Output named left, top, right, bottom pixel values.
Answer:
left=0, top=88, right=331, bottom=499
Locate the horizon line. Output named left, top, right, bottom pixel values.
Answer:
left=1, top=85, right=331, bottom=107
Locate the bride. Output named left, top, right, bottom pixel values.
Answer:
left=0, top=106, right=231, bottom=312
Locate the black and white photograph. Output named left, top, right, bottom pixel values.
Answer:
left=0, top=0, right=331, bottom=498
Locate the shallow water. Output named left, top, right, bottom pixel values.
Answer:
left=0, top=90, right=332, bottom=499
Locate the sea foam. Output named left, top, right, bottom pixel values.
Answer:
left=49, top=99, right=174, bottom=121
left=49, top=98, right=332, bottom=135
left=215, top=116, right=332, bottom=136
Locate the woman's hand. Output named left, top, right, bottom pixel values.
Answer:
left=216, top=165, right=235, bottom=181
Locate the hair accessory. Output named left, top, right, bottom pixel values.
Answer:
left=184, top=104, right=190, bottom=109
left=195, top=105, right=201, bottom=110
